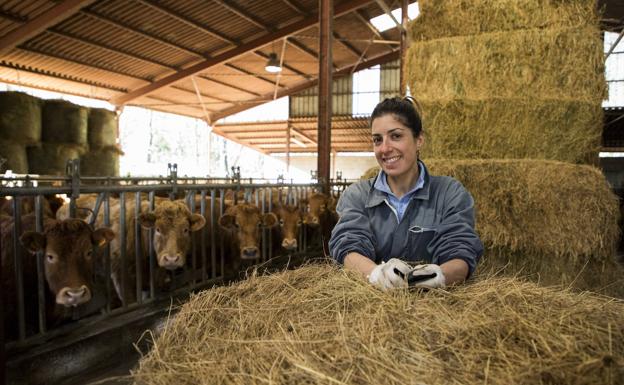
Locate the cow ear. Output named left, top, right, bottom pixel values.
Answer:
left=218, top=214, right=236, bottom=229
left=263, top=212, right=278, bottom=228
left=189, top=213, right=206, bottom=232
left=92, top=227, right=115, bottom=247
left=20, top=232, right=46, bottom=253
left=139, top=212, right=157, bottom=229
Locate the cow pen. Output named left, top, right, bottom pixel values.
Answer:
left=0, top=160, right=351, bottom=385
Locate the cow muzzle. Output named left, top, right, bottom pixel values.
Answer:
left=241, top=246, right=260, bottom=260
left=159, top=253, right=184, bottom=270
left=56, top=285, right=91, bottom=307
left=281, top=238, right=297, bottom=250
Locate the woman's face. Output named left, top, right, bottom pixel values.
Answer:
left=371, top=114, right=423, bottom=179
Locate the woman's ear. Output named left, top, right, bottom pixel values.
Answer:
left=415, top=134, right=425, bottom=151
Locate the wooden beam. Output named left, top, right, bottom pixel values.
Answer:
left=354, top=9, right=395, bottom=50
left=224, top=63, right=287, bottom=88
left=0, top=0, right=97, bottom=57
left=209, top=126, right=269, bottom=155
left=286, top=37, right=319, bottom=61
left=333, top=32, right=363, bottom=58
left=211, top=49, right=399, bottom=121
left=252, top=50, right=311, bottom=79
left=213, top=0, right=270, bottom=31
left=374, top=0, right=405, bottom=31
left=110, top=0, right=373, bottom=106
left=280, top=0, right=307, bottom=15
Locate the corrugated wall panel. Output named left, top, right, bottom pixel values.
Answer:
left=290, top=76, right=352, bottom=117
left=380, top=59, right=400, bottom=99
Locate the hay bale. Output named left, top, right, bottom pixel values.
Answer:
left=27, top=143, right=84, bottom=176
left=133, top=264, right=624, bottom=385
left=0, top=91, right=42, bottom=145
left=418, top=99, right=602, bottom=163
left=406, top=27, right=605, bottom=103
left=0, top=141, right=28, bottom=174
left=88, top=108, right=117, bottom=149
left=41, top=100, right=88, bottom=146
left=409, top=0, right=598, bottom=41
left=80, top=147, right=121, bottom=176
left=357, top=159, right=622, bottom=295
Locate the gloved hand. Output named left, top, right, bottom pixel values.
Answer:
left=408, top=264, right=446, bottom=289
left=368, top=258, right=412, bottom=291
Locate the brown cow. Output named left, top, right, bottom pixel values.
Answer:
left=272, top=204, right=303, bottom=252
left=301, top=192, right=338, bottom=254
left=218, top=203, right=278, bottom=275
left=2, top=215, right=114, bottom=340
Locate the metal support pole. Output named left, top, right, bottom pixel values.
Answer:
left=400, top=0, right=408, bottom=95
left=318, top=0, right=333, bottom=195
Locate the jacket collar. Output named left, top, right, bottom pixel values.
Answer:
left=365, top=160, right=431, bottom=208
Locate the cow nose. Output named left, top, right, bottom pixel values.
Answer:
left=241, top=247, right=259, bottom=259
left=162, top=254, right=182, bottom=269
left=282, top=238, right=297, bottom=250
left=57, top=285, right=91, bottom=307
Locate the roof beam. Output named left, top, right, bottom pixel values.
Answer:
left=0, top=0, right=97, bottom=57
left=211, top=49, right=399, bottom=122
left=333, top=32, right=363, bottom=58
left=210, top=126, right=269, bottom=155
left=354, top=9, right=395, bottom=50
left=373, top=0, right=405, bottom=32
left=280, top=0, right=307, bottom=15
left=224, top=63, right=287, bottom=88
left=213, top=0, right=270, bottom=31
left=252, top=50, right=311, bottom=79
left=110, top=0, right=373, bottom=106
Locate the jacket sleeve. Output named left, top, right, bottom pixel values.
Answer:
left=329, top=183, right=377, bottom=264
left=428, top=179, right=484, bottom=277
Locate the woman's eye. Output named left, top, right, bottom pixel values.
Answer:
left=391, top=133, right=402, bottom=140
left=372, top=137, right=381, bottom=145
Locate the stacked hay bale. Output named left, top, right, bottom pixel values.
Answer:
left=28, top=99, right=88, bottom=175
left=133, top=264, right=624, bottom=385
left=403, top=1, right=621, bottom=294
left=81, top=108, right=120, bottom=176
left=0, top=92, right=42, bottom=174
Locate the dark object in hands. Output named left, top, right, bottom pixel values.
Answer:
left=393, top=267, right=437, bottom=286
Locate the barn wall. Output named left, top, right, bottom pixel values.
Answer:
left=274, top=154, right=378, bottom=180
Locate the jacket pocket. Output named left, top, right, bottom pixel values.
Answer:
left=407, top=225, right=436, bottom=263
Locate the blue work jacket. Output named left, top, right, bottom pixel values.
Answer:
left=329, top=161, right=484, bottom=276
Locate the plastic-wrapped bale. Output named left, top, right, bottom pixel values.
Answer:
left=417, top=99, right=602, bottom=163
left=41, top=100, right=88, bottom=147
left=0, top=141, right=28, bottom=174
left=27, top=143, right=84, bottom=176
left=88, top=108, right=117, bottom=149
left=133, top=263, right=624, bottom=385
left=405, top=0, right=605, bottom=164
left=80, top=147, right=121, bottom=176
left=0, top=91, right=42, bottom=145
left=358, top=159, right=622, bottom=296
left=409, top=0, right=598, bottom=41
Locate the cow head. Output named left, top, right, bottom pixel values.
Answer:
left=218, top=203, right=278, bottom=260
left=138, top=200, right=206, bottom=270
left=302, top=193, right=336, bottom=227
left=274, top=204, right=302, bottom=251
left=20, top=219, right=115, bottom=307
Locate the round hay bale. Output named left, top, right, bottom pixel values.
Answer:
left=41, top=100, right=88, bottom=146
left=0, top=91, right=42, bottom=145
left=80, top=147, right=121, bottom=176
left=133, top=263, right=624, bottom=385
left=27, top=143, right=83, bottom=176
left=417, top=99, right=602, bottom=163
left=88, top=108, right=117, bottom=149
left=0, top=141, right=28, bottom=174
left=409, top=0, right=599, bottom=41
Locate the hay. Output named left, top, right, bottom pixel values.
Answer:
left=409, top=0, right=599, bottom=41
left=417, top=99, right=602, bottom=163
left=41, top=99, right=88, bottom=146
left=133, top=263, right=624, bottom=385
left=80, top=147, right=121, bottom=176
left=406, top=27, right=605, bottom=103
left=357, top=159, right=622, bottom=296
left=0, top=91, right=42, bottom=145
left=0, top=141, right=28, bottom=174
left=88, top=108, right=117, bottom=149
left=27, top=143, right=84, bottom=176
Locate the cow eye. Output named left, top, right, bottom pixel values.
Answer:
left=183, top=227, right=189, bottom=234
left=155, top=227, right=161, bottom=234
left=296, top=220, right=302, bottom=226
left=46, top=254, right=56, bottom=263
left=257, top=221, right=262, bottom=228
left=85, top=250, right=93, bottom=259
left=279, top=219, right=284, bottom=226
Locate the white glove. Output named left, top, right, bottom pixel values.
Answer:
left=408, top=264, right=446, bottom=289
left=368, top=258, right=412, bottom=291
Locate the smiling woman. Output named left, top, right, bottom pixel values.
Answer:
left=329, top=97, right=484, bottom=292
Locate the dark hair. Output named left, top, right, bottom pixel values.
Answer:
left=370, top=96, right=423, bottom=137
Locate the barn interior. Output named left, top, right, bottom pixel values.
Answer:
left=1, top=0, right=624, bottom=384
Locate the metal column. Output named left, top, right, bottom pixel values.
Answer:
left=317, top=0, right=333, bottom=194
left=400, top=0, right=408, bottom=96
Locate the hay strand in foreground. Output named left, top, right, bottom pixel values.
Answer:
left=133, top=263, right=624, bottom=385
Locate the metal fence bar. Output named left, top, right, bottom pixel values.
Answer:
left=189, top=191, right=197, bottom=289
left=119, top=192, right=127, bottom=308
left=134, top=192, right=143, bottom=305
left=148, top=191, right=156, bottom=299
left=103, top=193, right=112, bottom=313
left=34, top=195, right=46, bottom=335
left=12, top=198, right=25, bottom=341
left=200, top=190, right=207, bottom=284
left=219, top=188, right=225, bottom=278
left=210, top=189, right=216, bottom=280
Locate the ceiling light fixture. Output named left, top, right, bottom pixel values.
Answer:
left=265, top=53, right=282, bottom=73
